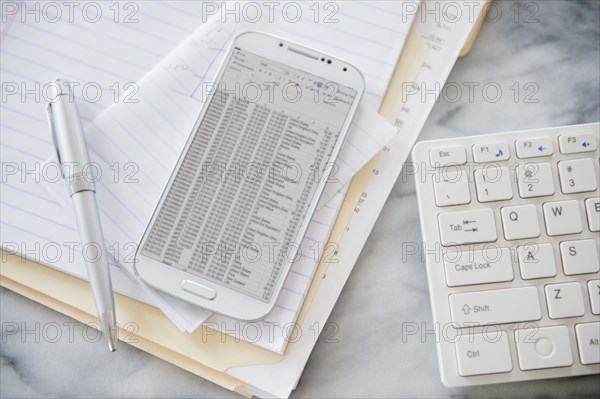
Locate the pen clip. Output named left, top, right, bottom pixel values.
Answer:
left=46, top=102, right=64, bottom=178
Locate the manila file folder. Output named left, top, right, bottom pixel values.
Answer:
left=1, top=15, right=487, bottom=395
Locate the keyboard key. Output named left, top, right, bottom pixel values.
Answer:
left=444, top=248, right=513, bottom=287
left=545, top=282, right=585, bottom=319
left=560, top=239, right=600, bottom=275
left=501, top=204, right=540, bottom=240
left=515, top=326, right=573, bottom=370
left=472, top=143, right=510, bottom=163
left=455, top=331, right=512, bottom=376
left=438, top=209, right=497, bottom=246
left=559, top=133, right=598, bottom=154
left=516, top=137, right=554, bottom=158
left=517, top=163, right=555, bottom=198
left=558, top=158, right=598, bottom=194
left=518, top=243, right=557, bottom=280
left=449, top=286, right=541, bottom=326
left=543, top=200, right=583, bottom=236
left=585, top=197, right=600, bottom=232
left=588, top=280, right=600, bottom=315
left=433, top=170, right=471, bottom=206
left=474, top=167, right=513, bottom=202
left=429, top=145, right=466, bottom=167
left=575, top=322, right=600, bottom=365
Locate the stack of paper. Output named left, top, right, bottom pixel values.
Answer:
left=2, top=1, right=418, bottom=353
left=1, top=1, right=487, bottom=397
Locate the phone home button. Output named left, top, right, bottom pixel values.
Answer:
left=181, top=280, right=217, bottom=300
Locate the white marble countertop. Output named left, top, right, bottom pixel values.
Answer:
left=2, top=1, right=599, bottom=397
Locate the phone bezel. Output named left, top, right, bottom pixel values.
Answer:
left=134, top=31, right=365, bottom=321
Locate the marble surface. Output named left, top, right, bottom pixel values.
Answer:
left=2, top=1, right=600, bottom=397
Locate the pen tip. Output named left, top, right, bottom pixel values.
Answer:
left=106, top=326, right=117, bottom=352
left=108, top=335, right=117, bottom=352
left=99, top=310, right=118, bottom=352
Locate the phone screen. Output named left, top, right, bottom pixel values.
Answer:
left=140, top=47, right=357, bottom=302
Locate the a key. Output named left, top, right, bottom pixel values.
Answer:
left=557, top=158, right=597, bottom=194
left=517, top=163, right=555, bottom=198
left=443, top=248, right=513, bottom=287
left=474, top=167, right=513, bottom=202
left=585, top=197, right=600, bottom=232
left=515, top=326, right=573, bottom=370
left=501, top=204, right=540, bottom=240
left=449, top=286, right=541, bottom=326
left=433, top=170, right=471, bottom=206
left=518, top=243, right=557, bottom=280
left=559, top=133, right=598, bottom=154
left=545, top=282, right=585, bottom=319
left=516, top=137, right=554, bottom=158
left=560, top=239, right=600, bottom=275
left=429, top=145, right=466, bottom=167
left=575, top=322, right=600, bottom=365
left=543, top=200, right=583, bottom=236
left=438, top=209, right=497, bottom=246
left=588, top=280, right=600, bottom=315
left=472, top=143, right=510, bottom=163
left=454, top=332, right=512, bottom=376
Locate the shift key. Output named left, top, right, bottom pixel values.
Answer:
left=449, top=286, right=542, bottom=326
left=438, top=208, right=497, bottom=246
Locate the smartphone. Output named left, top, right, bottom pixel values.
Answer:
left=134, top=32, right=364, bottom=321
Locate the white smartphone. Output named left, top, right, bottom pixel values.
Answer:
left=134, top=32, right=364, bottom=321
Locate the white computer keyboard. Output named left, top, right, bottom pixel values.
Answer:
left=412, top=123, right=600, bottom=386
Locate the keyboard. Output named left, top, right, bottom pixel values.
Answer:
left=412, top=123, right=600, bottom=386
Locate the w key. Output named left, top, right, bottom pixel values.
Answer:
left=543, top=200, right=582, bottom=236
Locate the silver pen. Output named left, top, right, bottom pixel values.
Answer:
left=47, top=79, right=118, bottom=352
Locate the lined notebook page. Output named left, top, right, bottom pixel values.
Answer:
left=2, top=1, right=417, bottom=351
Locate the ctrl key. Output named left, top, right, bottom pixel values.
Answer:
left=455, top=331, right=512, bottom=376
